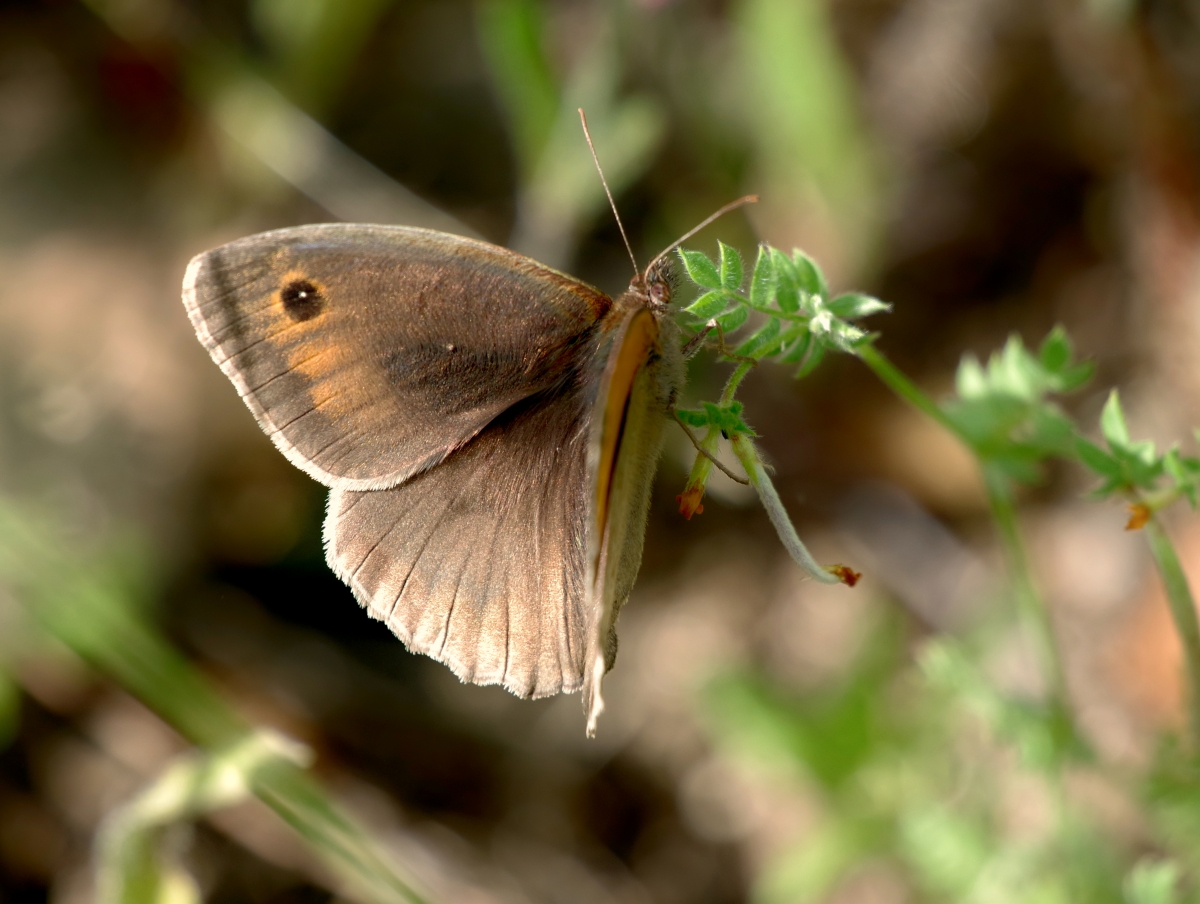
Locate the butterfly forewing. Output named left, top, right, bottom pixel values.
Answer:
left=184, top=224, right=612, bottom=490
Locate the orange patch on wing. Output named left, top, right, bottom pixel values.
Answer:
left=272, top=273, right=360, bottom=418
left=595, top=310, right=658, bottom=541
left=288, top=346, right=356, bottom=414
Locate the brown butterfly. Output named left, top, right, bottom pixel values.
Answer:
left=184, top=124, right=753, bottom=734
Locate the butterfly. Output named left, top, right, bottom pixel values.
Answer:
left=185, top=215, right=696, bottom=732
left=183, top=109, right=754, bottom=734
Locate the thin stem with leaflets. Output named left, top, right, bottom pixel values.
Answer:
left=854, top=343, right=1073, bottom=723
left=855, top=344, right=962, bottom=440
left=982, top=464, right=1071, bottom=716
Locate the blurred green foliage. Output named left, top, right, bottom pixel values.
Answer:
left=0, top=503, right=434, bottom=904
left=253, top=0, right=396, bottom=111
left=477, top=0, right=663, bottom=265
left=677, top=238, right=1200, bottom=903
left=476, top=0, right=559, bottom=181
left=0, top=668, right=17, bottom=753
left=944, top=330, right=1093, bottom=485
left=736, top=0, right=879, bottom=270
left=4, top=0, right=1200, bottom=901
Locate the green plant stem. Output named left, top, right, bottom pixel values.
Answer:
left=854, top=344, right=963, bottom=439
left=1144, top=516, right=1200, bottom=746
left=1142, top=485, right=1187, bottom=515
left=720, top=360, right=755, bottom=405
left=98, top=730, right=312, bottom=904
left=54, top=602, right=431, bottom=904
left=982, top=466, right=1071, bottom=718
left=855, top=344, right=1073, bottom=721
left=730, top=435, right=840, bottom=585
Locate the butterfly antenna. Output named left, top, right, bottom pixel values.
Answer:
left=579, top=108, right=640, bottom=278
left=646, top=194, right=759, bottom=274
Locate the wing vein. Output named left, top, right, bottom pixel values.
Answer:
left=475, top=491, right=504, bottom=681
left=349, top=502, right=410, bottom=582
left=219, top=323, right=299, bottom=361
left=387, top=475, right=474, bottom=623
left=247, top=348, right=331, bottom=396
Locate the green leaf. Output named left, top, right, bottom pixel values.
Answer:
left=702, top=401, right=754, bottom=437
left=1027, top=407, right=1077, bottom=456
left=1101, top=390, right=1131, bottom=448
left=719, top=241, right=744, bottom=291
left=1108, top=443, right=1164, bottom=489
left=955, top=355, right=988, bottom=399
left=770, top=247, right=800, bottom=313
left=943, top=328, right=1100, bottom=478
left=1076, top=438, right=1123, bottom=480
left=827, top=292, right=889, bottom=320
left=775, top=281, right=801, bottom=315
left=1112, top=436, right=1159, bottom=469
left=996, top=335, right=1041, bottom=400
left=942, top=395, right=1026, bottom=449
left=675, top=408, right=710, bottom=428
left=851, top=330, right=881, bottom=350
left=735, top=317, right=782, bottom=357
left=715, top=304, right=750, bottom=333
left=828, top=320, right=868, bottom=352
left=1089, top=477, right=1125, bottom=499
left=1039, top=325, right=1072, bottom=373
left=1164, top=448, right=1186, bottom=481
left=953, top=329, right=1091, bottom=412
left=1055, top=361, right=1095, bottom=392
left=792, top=249, right=828, bottom=298
left=1035, top=326, right=1093, bottom=392
left=770, top=325, right=809, bottom=362
left=779, top=328, right=812, bottom=364
left=678, top=248, right=721, bottom=289
left=1164, top=449, right=1199, bottom=508
left=749, top=245, right=773, bottom=310
left=794, top=340, right=826, bottom=379
left=685, top=289, right=734, bottom=320
left=990, top=453, right=1044, bottom=486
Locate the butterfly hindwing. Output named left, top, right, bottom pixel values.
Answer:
left=324, top=380, right=598, bottom=698
left=184, top=224, right=612, bottom=490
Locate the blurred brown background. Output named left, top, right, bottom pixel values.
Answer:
left=2, top=0, right=1200, bottom=902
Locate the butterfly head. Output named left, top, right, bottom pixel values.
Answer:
left=630, top=259, right=674, bottom=314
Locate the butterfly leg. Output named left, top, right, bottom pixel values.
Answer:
left=682, top=319, right=759, bottom=367
left=671, top=412, right=750, bottom=485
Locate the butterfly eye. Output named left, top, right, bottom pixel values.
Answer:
left=647, top=271, right=672, bottom=307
